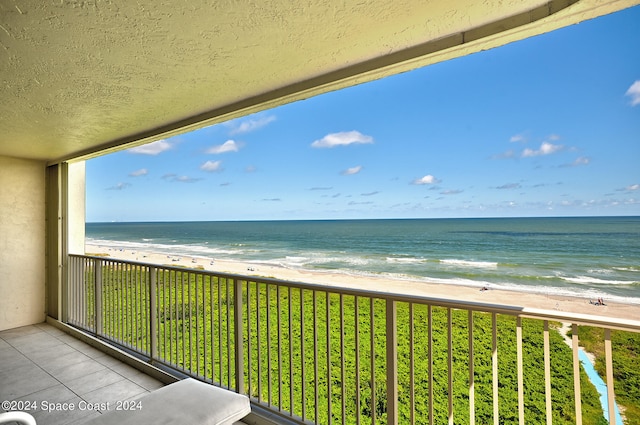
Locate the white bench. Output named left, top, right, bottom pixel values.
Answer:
left=82, top=378, right=251, bottom=425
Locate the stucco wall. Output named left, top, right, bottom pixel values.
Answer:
left=68, top=161, right=86, bottom=255
left=0, top=155, right=46, bottom=331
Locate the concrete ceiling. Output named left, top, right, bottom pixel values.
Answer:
left=1, top=0, right=637, bottom=163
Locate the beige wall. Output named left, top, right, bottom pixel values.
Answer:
left=68, top=161, right=86, bottom=255
left=0, top=155, right=46, bottom=331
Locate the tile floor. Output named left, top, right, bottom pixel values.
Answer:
left=0, top=323, right=165, bottom=425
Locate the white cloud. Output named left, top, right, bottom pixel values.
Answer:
left=561, top=156, right=590, bottom=167
left=496, top=183, right=521, bottom=190
left=625, top=80, right=640, bottom=106
left=491, top=149, right=517, bottom=160
left=200, top=160, right=223, bottom=172
left=341, top=165, right=362, bottom=175
left=510, top=134, right=526, bottom=143
left=412, top=175, right=441, bottom=185
left=174, top=176, right=201, bottom=183
left=522, top=141, right=564, bottom=157
left=441, top=189, right=463, bottom=195
left=106, top=182, right=131, bottom=190
left=207, top=140, right=240, bottom=154
left=162, top=173, right=201, bottom=183
left=229, top=115, right=276, bottom=134
left=626, top=184, right=640, bottom=191
left=311, top=131, right=373, bottom=148
left=129, top=168, right=148, bottom=177
left=572, top=156, right=590, bottom=166
left=128, top=140, right=172, bottom=155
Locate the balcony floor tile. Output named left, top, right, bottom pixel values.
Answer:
left=0, top=322, right=165, bottom=424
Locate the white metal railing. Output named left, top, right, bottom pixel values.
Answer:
left=67, top=254, right=640, bottom=425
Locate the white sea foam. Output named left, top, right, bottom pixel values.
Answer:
left=561, top=276, right=637, bottom=286
left=386, top=257, right=426, bottom=264
left=86, top=238, right=244, bottom=258
left=440, top=259, right=498, bottom=269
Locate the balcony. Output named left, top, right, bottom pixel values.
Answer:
left=46, top=254, right=638, bottom=425
left=0, top=322, right=164, bottom=425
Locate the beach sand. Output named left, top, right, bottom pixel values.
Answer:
left=84, top=243, right=640, bottom=322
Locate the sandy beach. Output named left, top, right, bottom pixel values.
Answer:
left=84, top=243, right=640, bottom=322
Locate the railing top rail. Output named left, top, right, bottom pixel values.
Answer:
left=71, top=253, right=640, bottom=333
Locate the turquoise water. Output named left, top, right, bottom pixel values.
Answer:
left=86, top=216, right=640, bottom=303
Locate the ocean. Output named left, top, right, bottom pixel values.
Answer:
left=85, top=216, right=640, bottom=304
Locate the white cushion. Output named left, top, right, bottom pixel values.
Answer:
left=83, top=378, right=250, bottom=425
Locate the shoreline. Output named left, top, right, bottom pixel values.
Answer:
left=84, top=243, right=640, bottom=322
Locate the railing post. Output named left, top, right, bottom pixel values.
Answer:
left=94, top=258, right=103, bottom=336
left=149, top=266, right=158, bottom=361
left=385, top=299, right=398, bottom=425
left=572, top=323, right=583, bottom=425
left=234, top=279, right=245, bottom=394
left=604, top=329, right=616, bottom=425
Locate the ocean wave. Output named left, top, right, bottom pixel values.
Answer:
left=440, top=259, right=498, bottom=269
left=561, top=275, right=638, bottom=286
left=86, top=238, right=244, bottom=257
left=613, top=266, right=640, bottom=272
left=386, top=256, right=426, bottom=264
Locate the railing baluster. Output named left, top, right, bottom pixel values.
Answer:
left=150, top=266, right=157, bottom=361
left=543, top=321, right=552, bottom=425
left=188, top=271, right=193, bottom=373
left=517, top=317, right=524, bottom=425
left=409, top=302, right=415, bottom=425
left=95, top=259, right=103, bottom=336
left=448, top=308, right=453, bottom=425
left=370, top=297, right=376, bottom=425
left=195, top=273, right=201, bottom=378
left=162, top=269, right=167, bottom=364
left=492, top=312, right=499, bottom=425
left=202, top=275, right=208, bottom=380
left=277, top=285, right=283, bottom=411
left=468, top=310, right=475, bottom=425
left=171, top=270, right=176, bottom=367
left=133, top=264, right=138, bottom=350
left=386, top=299, right=398, bottom=425
left=572, top=323, right=583, bottom=425
left=267, top=284, right=272, bottom=405
left=326, top=291, right=332, bottom=425
left=257, top=282, right=262, bottom=401
left=246, top=281, right=252, bottom=395
left=119, top=261, right=125, bottom=344
left=428, top=305, right=434, bottom=425
left=340, top=294, right=346, bottom=425
left=313, top=290, right=319, bottom=424
left=299, top=288, right=306, bottom=420
left=181, top=271, right=186, bottom=371
left=210, top=277, right=216, bottom=384
left=355, top=296, right=361, bottom=425
left=604, top=328, right=616, bottom=425
left=218, top=277, right=223, bottom=386
left=290, top=287, right=295, bottom=417
left=234, top=278, right=245, bottom=394
left=226, top=278, right=231, bottom=389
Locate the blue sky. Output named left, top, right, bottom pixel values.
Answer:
left=87, top=6, right=640, bottom=222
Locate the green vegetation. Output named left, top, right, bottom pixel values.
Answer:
left=75, top=264, right=609, bottom=424
left=576, top=326, right=640, bottom=425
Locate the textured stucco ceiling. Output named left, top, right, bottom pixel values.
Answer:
left=1, top=0, right=637, bottom=162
